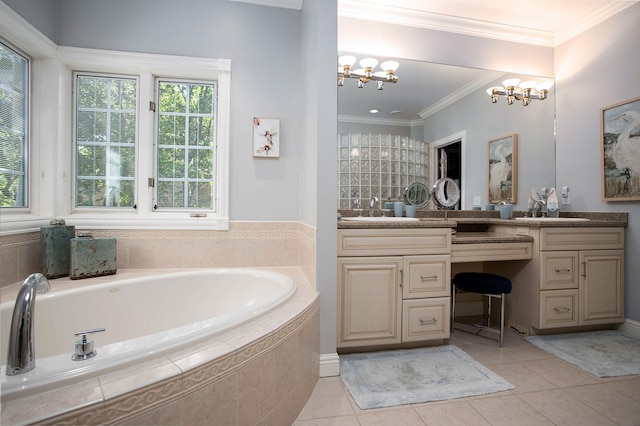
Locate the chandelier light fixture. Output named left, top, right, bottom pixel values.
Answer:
left=338, top=55, right=399, bottom=90
left=486, top=78, right=553, bottom=106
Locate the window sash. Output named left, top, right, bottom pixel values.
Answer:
left=0, top=41, right=29, bottom=209
left=155, top=79, right=217, bottom=211
left=74, top=73, right=138, bottom=208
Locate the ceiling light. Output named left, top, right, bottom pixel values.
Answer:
left=369, top=108, right=379, bottom=114
left=486, top=78, right=553, bottom=106
left=338, top=55, right=399, bottom=89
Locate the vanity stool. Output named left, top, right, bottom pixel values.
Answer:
left=451, top=272, right=512, bottom=347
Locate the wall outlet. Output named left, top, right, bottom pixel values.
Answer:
left=473, top=196, right=481, bottom=206
left=561, top=186, right=571, bottom=204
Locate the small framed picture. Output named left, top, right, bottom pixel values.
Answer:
left=253, top=117, right=280, bottom=158
left=601, top=97, right=640, bottom=201
left=488, top=134, right=518, bottom=204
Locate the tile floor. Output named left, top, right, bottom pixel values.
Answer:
left=294, top=328, right=640, bottom=425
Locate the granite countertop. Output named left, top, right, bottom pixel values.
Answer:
left=337, top=210, right=628, bottom=229
left=453, top=231, right=534, bottom=244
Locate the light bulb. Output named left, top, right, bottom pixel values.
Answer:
left=380, top=60, right=399, bottom=72
left=338, top=55, right=356, bottom=67
left=359, top=57, right=378, bottom=69
left=536, top=81, right=553, bottom=91
left=502, top=78, right=521, bottom=88
left=519, top=80, right=537, bottom=89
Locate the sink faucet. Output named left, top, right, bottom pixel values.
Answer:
left=531, top=199, right=546, bottom=218
left=369, top=196, right=379, bottom=217
left=6, top=273, right=50, bottom=376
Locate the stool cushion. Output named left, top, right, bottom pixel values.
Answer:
left=453, top=272, right=512, bottom=295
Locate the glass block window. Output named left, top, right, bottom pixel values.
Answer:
left=156, top=80, right=216, bottom=210
left=0, top=42, right=29, bottom=208
left=75, top=74, right=137, bottom=207
left=338, top=133, right=429, bottom=209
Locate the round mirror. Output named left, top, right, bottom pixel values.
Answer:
left=403, top=182, right=430, bottom=208
left=432, top=177, right=460, bottom=210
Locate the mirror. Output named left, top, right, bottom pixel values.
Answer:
left=403, top=182, right=430, bottom=207
left=338, top=54, right=556, bottom=210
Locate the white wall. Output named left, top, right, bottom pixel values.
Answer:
left=555, top=3, right=640, bottom=322
left=54, top=0, right=304, bottom=221
left=300, top=0, right=338, bottom=356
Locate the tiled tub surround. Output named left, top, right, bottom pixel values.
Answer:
left=1, top=267, right=320, bottom=425
left=0, top=221, right=316, bottom=288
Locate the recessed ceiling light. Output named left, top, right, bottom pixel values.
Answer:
left=369, top=108, right=379, bottom=114
left=391, top=110, right=403, bottom=115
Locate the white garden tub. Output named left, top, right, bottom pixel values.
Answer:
left=0, top=268, right=295, bottom=399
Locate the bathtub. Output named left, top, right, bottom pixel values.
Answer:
left=0, top=268, right=296, bottom=400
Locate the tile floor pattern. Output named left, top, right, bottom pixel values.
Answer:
left=295, top=329, right=640, bottom=425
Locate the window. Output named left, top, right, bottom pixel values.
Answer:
left=0, top=41, right=29, bottom=209
left=156, top=80, right=216, bottom=210
left=75, top=74, right=137, bottom=208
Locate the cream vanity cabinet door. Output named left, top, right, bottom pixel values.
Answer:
left=579, top=250, right=624, bottom=325
left=538, top=228, right=625, bottom=329
left=337, top=257, right=403, bottom=348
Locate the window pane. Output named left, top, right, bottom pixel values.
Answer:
left=0, top=42, right=29, bottom=208
left=156, top=80, right=216, bottom=209
left=75, top=75, right=137, bottom=208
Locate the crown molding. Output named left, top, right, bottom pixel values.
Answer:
left=338, top=1, right=554, bottom=46
left=226, top=0, right=303, bottom=9
left=554, top=2, right=638, bottom=46
left=338, top=1, right=637, bottom=47
left=419, top=71, right=505, bottom=119
left=338, top=114, right=423, bottom=127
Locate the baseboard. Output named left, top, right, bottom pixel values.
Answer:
left=319, top=353, right=340, bottom=377
left=618, top=318, right=640, bottom=339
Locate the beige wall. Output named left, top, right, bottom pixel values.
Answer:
left=0, top=222, right=316, bottom=289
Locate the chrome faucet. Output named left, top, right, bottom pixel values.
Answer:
left=369, top=196, right=379, bottom=217
left=6, top=273, right=50, bottom=376
left=531, top=198, right=546, bottom=218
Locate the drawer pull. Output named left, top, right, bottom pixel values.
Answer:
left=554, top=307, right=571, bottom=313
left=554, top=268, right=571, bottom=274
left=420, top=275, right=438, bottom=281
left=420, top=318, right=437, bottom=325
left=582, top=262, right=587, bottom=278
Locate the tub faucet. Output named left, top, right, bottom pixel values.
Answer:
left=6, top=273, right=50, bottom=376
left=369, top=196, right=379, bottom=217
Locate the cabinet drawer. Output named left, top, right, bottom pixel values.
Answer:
left=539, top=289, right=578, bottom=328
left=338, top=228, right=451, bottom=256
left=402, top=297, right=450, bottom=342
left=540, top=251, right=578, bottom=290
left=540, top=227, right=624, bottom=251
left=403, top=255, right=451, bottom=299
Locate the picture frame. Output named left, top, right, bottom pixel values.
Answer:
left=253, top=117, right=280, bottom=158
left=488, top=134, right=518, bottom=204
left=601, top=96, right=640, bottom=201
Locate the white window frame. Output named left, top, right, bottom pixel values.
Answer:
left=62, top=47, right=230, bottom=230
left=0, top=2, right=230, bottom=234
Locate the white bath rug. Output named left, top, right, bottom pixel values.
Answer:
left=526, top=330, right=640, bottom=378
left=339, top=345, right=514, bottom=409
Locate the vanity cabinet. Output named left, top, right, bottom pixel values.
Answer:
left=337, top=228, right=451, bottom=349
left=538, top=228, right=624, bottom=329
left=498, top=226, right=625, bottom=334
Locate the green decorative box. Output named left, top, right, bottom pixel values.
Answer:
left=40, top=219, right=75, bottom=279
left=70, top=233, right=117, bottom=280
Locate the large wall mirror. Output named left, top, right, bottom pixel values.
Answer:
left=338, top=53, right=556, bottom=210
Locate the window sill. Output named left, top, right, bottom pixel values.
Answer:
left=0, top=214, right=229, bottom=235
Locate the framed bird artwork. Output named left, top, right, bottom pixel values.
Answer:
left=488, top=134, right=518, bottom=204
left=253, top=117, right=280, bottom=158
left=601, top=97, right=640, bottom=201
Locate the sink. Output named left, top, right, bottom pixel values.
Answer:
left=514, top=217, right=589, bottom=222
left=341, top=216, right=420, bottom=222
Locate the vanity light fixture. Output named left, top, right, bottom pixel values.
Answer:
left=486, top=79, right=553, bottom=106
left=338, top=55, right=399, bottom=89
